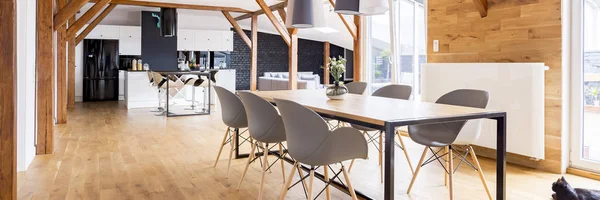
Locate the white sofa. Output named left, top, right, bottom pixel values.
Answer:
left=258, top=72, right=321, bottom=91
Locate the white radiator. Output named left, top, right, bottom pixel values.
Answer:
left=421, top=63, right=546, bottom=159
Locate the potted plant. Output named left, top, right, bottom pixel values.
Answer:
left=587, top=86, right=600, bottom=106
left=322, top=56, right=348, bottom=100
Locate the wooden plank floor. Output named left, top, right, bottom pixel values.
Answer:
left=17, top=102, right=600, bottom=200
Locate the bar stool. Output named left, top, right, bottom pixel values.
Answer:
left=213, top=86, right=249, bottom=178
left=237, top=92, right=287, bottom=200
left=348, top=84, right=415, bottom=183
left=275, top=98, right=368, bottom=200
left=147, top=71, right=163, bottom=112
left=152, top=72, right=185, bottom=115
left=182, top=75, right=201, bottom=110
left=407, top=89, right=492, bottom=200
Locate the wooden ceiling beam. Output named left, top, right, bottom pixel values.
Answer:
left=472, top=0, right=488, bottom=17
left=54, top=0, right=89, bottom=30
left=223, top=11, right=252, bottom=48
left=255, top=0, right=290, bottom=46
left=76, top=4, right=117, bottom=45
left=67, top=0, right=111, bottom=37
left=89, top=0, right=251, bottom=13
left=235, top=1, right=287, bottom=21
left=328, top=0, right=357, bottom=40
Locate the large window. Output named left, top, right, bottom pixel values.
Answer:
left=572, top=0, right=600, bottom=172
left=365, top=0, right=426, bottom=96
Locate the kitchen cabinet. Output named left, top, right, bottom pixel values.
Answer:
left=86, top=25, right=120, bottom=39
left=193, top=31, right=209, bottom=51
left=118, top=26, right=141, bottom=55
left=221, top=31, right=234, bottom=51
left=205, top=30, right=223, bottom=51
left=177, top=29, right=195, bottom=51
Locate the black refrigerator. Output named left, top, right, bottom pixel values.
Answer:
left=83, top=39, right=119, bottom=101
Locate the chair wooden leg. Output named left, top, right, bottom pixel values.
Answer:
left=278, top=143, right=286, bottom=183
left=396, top=131, right=415, bottom=174
left=324, top=166, right=331, bottom=200
left=258, top=143, right=269, bottom=200
left=307, top=167, right=315, bottom=200
left=237, top=142, right=257, bottom=190
left=341, top=165, right=358, bottom=200
left=448, top=146, right=454, bottom=200
left=280, top=162, right=299, bottom=200
left=249, top=137, right=255, bottom=160
left=379, top=131, right=384, bottom=183
left=213, top=128, right=229, bottom=167
left=469, top=146, right=492, bottom=200
left=444, top=146, right=449, bottom=186
left=226, top=129, right=236, bottom=178
left=348, top=159, right=356, bottom=172
left=407, top=146, right=429, bottom=194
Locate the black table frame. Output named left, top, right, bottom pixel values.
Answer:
left=234, top=105, right=507, bottom=200
left=160, top=71, right=211, bottom=117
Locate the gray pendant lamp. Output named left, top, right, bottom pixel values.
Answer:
left=334, top=0, right=360, bottom=15
left=291, top=0, right=314, bottom=28
left=359, top=0, right=389, bottom=15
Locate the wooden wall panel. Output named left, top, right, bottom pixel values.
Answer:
left=428, top=0, right=563, bottom=173
left=37, top=0, right=55, bottom=154
left=0, top=0, right=17, bottom=198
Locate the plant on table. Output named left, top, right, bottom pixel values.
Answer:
left=322, top=56, right=348, bottom=100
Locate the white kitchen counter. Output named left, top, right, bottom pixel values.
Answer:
left=124, top=69, right=236, bottom=109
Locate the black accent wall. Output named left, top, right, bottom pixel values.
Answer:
left=230, top=30, right=349, bottom=90
left=141, top=11, right=178, bottom=71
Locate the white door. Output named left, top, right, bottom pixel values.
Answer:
left=571, top=0, right=600, bottom=172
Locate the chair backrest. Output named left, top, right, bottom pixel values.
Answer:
left=275, top=98, right=330, bottom=162
left=372, top=84, right=412, bottom=100
left=238, top=92, right=286, bottom=143
left=409, top=89, right=489, bottom=145
left=214, top=86, right=248, bottom=128
left=152, top=72, right=165, bottom=88
left=345, top=82, right=368, bottom=95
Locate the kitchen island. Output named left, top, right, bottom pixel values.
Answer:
left=123, top=69, right=236, bottom=109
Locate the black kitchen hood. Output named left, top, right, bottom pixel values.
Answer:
left=160, top=8, right=177, bottom=37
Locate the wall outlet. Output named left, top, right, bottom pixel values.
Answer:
left=433, top=40, right=439, bottom=52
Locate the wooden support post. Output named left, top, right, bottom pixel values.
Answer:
left=54, top=0, right=89, bottom=30
left=324, top=42, right=330, bottom=85
left=68, top=15, right=76, bottom=109
left=277, top=8, right=286, bottom=22
left=223, top=11, right=251, bottom=48
left=472, top=0, right=488, bottom=18
left=250, top=15, right=258, bottom=91
left=56, top=0, right=68, bottom=124
left=67, top=0, right=111, bottom=37
left=76, top=4, right=117, bottom=44
left=0, top=0, right=17, bottom=198
left=353, top=16, right=362, bottom=82
left=37, top=0, right=55, bottom=154
left=255, top=0, right=291, bottom=46
left=288, top=28, right=298, bottom=90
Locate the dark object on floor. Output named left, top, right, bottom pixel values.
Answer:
left=552, top=176, right=600, bottom=200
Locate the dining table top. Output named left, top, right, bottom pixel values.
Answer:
left=250, top=89, right=503, bottom=127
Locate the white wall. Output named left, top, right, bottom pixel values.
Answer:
left=16, top=0, right=37, bottom=172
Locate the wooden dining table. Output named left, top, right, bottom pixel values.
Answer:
left=240, top=89, right=507, bottom=200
